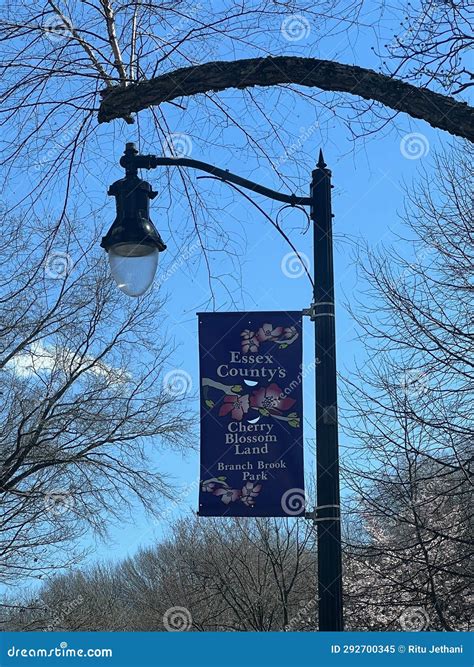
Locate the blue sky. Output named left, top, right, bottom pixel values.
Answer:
left=2, top=0, right=454, bottom=579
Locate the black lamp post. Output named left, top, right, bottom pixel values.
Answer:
left=103, top=142, right=344, bottom=631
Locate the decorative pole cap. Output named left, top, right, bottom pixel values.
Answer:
left=317, top=149, right=327, bottom=169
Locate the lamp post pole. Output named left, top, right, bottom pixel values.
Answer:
left=104, top=143, right=344, bottom=630
left=311, top=151, right=344, bottom=631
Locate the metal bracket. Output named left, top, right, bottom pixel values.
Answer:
left=302, top=304, right=317, bottom=321
left=302, top=302, right=335, bottom=321
left=305, top=505, right=340, bottom=522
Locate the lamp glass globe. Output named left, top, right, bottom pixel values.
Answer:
left=108, top=243, right=159, bottom=297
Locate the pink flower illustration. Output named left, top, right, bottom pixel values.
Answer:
left=250, top=383, right=296, bottom=415
left=242, top=339, right=259, bottom=353
left=241, top=329, right=254, bottom=339
left=256, top=323, right=283, bottom=343
left=241, top=329, right=259, bottom=353
left=214, top=488, right=241, bottom=504
left=241, top=482, right=262, bottom=507
left=218, top=394, right=250, bottom=421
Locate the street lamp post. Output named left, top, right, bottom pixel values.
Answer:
left=102, top=142, right=344, bottom=631
left=311, top=155, right=344, bottom=631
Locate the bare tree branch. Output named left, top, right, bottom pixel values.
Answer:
left=99, top=0, right=128, bottom=84
left=98, top=56, right=474, bottom=141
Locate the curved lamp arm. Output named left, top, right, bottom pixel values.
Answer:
left=120, top=143, right=312, bottom=207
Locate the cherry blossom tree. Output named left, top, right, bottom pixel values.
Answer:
left=341, top=143, right=473, bottom=631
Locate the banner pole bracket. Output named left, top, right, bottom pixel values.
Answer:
left=302, top=304, right=317, bottom=321
left=305, top=505, right=341, bottom=522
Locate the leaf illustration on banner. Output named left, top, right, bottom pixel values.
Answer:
left=287, top=412, right=300, bottom=428
left=201, top=477, right=229, bottom=493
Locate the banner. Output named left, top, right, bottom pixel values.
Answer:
left=198, top=311, right=305, bottom=517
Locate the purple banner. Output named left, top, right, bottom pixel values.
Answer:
left=198, top=311, right=305, bottom=517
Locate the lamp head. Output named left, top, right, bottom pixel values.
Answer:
left=101, top=174, right=166, bottom=297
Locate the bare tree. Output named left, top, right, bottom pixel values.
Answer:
left=0, top=209, right=192, bottom=587
left=117, top=515, right=316, bottom=631
left=1, top=1, right=471, bottom=311
left=2, top=515, right=316, bottom=631
left=384, top=0, right=473, bottom=96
